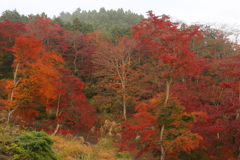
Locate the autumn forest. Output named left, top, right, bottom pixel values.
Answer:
left=0, top=8, right=240, bottom=160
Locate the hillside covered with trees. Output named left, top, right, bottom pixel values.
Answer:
left=0, top=8, right=240, bottom=160
left=0, top=8, right=144, bottom=36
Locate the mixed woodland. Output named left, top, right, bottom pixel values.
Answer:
left=0, top=8, right=240, bottom=160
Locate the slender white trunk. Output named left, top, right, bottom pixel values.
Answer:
left=159, top=78, right=172, bottom=160
left=123, top=95, right=126, bottom=120
left=164, top=78, right=172, bottom=106
left=52, top=95, right=61, bottom=136
left=52, top=123, right=60, bottom=136
left=160, top=124, right=165, bottom=160
left=7, top=105, right=19, bottom=124
left=122, top=82, right=127, bottom=120
left=7, top=62, right=21, bottom=124
left=216, top=120, right=220, bottom=138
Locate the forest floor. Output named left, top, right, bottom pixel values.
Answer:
left=82, top=131, right=155, bottom=160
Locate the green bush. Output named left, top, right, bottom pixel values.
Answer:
left=7, top=131, right=61, bottom=160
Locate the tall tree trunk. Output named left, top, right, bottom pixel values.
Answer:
left=52, top=95, right=62, bottom=136
left=7, top=105, right=19, bottom=124
left=164, top=78, right=172, bottom=106
left=7, top=62, right=21, bottom=124
left=122, top=82, right=127, bottom=120
left=216, top=120, right=220, bottom=138
left=160, top=124, right=165, bottom=160
left=160, top=77, right=172, bottom=160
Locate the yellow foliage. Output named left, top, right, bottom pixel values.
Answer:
left=51, top=135, right=92, bottom=159
left=50, top=135, right=131, bottom=160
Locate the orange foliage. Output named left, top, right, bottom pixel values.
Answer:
left=121, top=95, right=206, bottom=159
left=92, top=35, right=140, bottom=119
left=7, top=35, right=64, bottom=123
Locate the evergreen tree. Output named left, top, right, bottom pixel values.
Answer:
left=57, top=8, right=144, bottom=35
left=70, top=17, right=93, bottom=33
left=0, top=9, right=28, bottom=23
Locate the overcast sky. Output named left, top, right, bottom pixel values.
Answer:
left=1, top=0, right=240, bottom=25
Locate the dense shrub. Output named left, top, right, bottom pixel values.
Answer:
left=0, top=128, right=61, bottom=160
